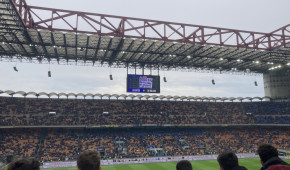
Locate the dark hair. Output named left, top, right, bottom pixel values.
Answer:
left=176, top=160, right=193, bottom=170
left=77, top=150, right=100, bottom=170
left=217, top=151, right=239, bottom=170
left=257, top=144, right=278, bottom=163
left=8, top=158, right=40, bottom=170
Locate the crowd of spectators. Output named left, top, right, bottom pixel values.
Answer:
left=0, top=97, right=289, bottom=126
left=39, top=130, right=79, bottom=162
left=0, top=127, right=289, bottom=162
left=0, top=96, right=289, bottom=163
left=243, top=102, right=289, bottom=115
left=0, top=129, right=40, bottom=158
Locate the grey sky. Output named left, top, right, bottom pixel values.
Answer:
left=1, top=0, right=289, bottom=97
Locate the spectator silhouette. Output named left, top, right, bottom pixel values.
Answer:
left=77, top=150, right=101, bottom=170
left=257, top=144, right=289, bottom=170
left=8, top=158, right=40, bottom=170
left=217, top=151, right=247, bottom=170
left=176, top=160, right=193, bottom=170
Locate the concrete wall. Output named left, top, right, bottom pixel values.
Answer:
left=263, top=69, right=290, bottom=99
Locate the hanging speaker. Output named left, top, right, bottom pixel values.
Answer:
left=212, top=79, right=215, bottom=85
left=109, top=74, right=113, bottom=80
left=163, top=77, right=167, bottom=82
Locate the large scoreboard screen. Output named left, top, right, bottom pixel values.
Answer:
left=127, top=74, right=160, bottom=93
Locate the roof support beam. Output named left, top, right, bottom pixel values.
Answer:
left=10, top=1, right=290, bottom=51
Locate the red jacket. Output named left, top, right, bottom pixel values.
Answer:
left=266, top=164, right=290, bottom=170
left=261, top=157, right=289, bottom=170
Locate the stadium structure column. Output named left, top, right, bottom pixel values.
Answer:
left=263, top=69, right=290, bottom=100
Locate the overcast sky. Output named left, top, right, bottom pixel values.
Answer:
left=1, top=0, right=289, bottom=98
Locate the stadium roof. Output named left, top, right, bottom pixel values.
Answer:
left=0, top=0, right=289, bottom=74
left=0, top=90, right=274, bottom=102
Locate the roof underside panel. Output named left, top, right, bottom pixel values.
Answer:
left=1, top=28, right=289, bottom=73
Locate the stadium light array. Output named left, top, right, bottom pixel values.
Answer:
left=268, top=65, right=283, bottom=71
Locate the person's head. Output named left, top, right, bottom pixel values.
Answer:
left=217, top=151, right=239, bottom=170
left=257, top=144, right=278, bottom=165
left=8, top=158, right=40, bottom=170
left=77, top=150, right=101, bottom=170
left=176, top=160, right=193, bottom=170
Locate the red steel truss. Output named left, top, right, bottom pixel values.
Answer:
left=12, top=0, right=290, bottom=51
